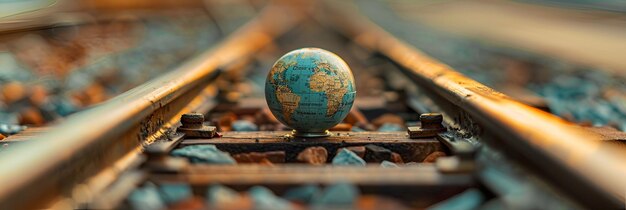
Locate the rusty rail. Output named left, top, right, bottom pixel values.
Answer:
left=320, top=1, right=626, bottom=209
left=0, top=1, right=306, bottom=209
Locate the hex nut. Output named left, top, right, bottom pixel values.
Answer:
left=177, top=113, right=216, bottom=138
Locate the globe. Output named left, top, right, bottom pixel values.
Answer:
left=265, top=48, right=356, bottom=137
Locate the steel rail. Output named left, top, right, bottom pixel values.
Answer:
left=0, top=1, right=307, bottom=209
left=320, top=1, right=626, bottom=209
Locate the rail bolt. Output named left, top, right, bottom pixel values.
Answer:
left=177, top=112, right=217, bottom=138
left=408, top=113, right=447, bottom=138
left=419, top=113, right=445, bottom=130
left=180, top=113, right=205, bottom=129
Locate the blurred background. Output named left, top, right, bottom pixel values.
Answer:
left=0, top=0, right=624, bottom=135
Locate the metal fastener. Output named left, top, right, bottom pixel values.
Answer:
left=408, top=113, right=447, bottom=138
left=176, top=113, right=216, bottom=138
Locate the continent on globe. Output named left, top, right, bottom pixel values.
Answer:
left=265, top=48, right=356, bottom=137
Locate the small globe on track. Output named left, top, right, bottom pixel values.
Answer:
left=265, top=48, right=356, bottom=137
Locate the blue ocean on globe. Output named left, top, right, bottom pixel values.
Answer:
left=265, top=48, right=356, bottom=135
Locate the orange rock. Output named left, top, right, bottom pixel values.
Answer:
left=344, top=107, right=368, bottom=125
left=330, top=123, right=352, bottom=131
left=84, top=83, right=108, bottom=105
left=70, top=91, right=88, bottom=107
left=19, top=108, right=45, bottom=126
left=423, top=151, right=446, bottom=163
left=263, top=151, right=286, bottom=163
left=357, top=195, right=411, bottom=210
left=258, top=158, right=274, bottom=166
left=391, top=152, right=404, bottom=164
left=1, top=82, right=26, bottom=104
left=296, top=147, right=328, bottom=165
left=170, top=197, right=205, bottom=210
left=0, top=133, right=5, bottom=140
left=29, top=85, right=49, bottom=106
left=218, top=112, right=237, bottom=131
left=233, top=151, right=285, bottom=164
left=212, top=194, right=253, bottom=210
left=372, top=114, right=404, bottom=128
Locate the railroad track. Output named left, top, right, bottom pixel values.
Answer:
left=0, top=0, right=625, bottom=209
